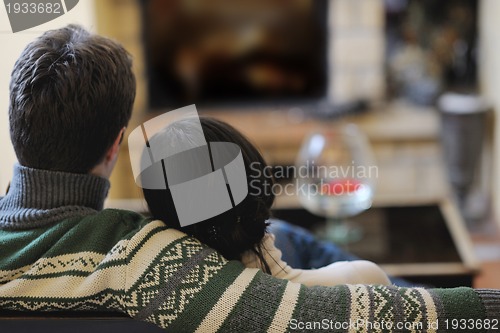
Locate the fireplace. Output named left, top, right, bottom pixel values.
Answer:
left=140, top=0, right=329, bottom=111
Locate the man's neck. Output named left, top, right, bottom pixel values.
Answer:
left=0, top=164, right=110, bottom=230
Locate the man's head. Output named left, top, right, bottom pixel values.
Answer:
left=9, top=24, right=136, bottom=175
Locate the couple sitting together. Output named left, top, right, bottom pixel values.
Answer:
left=0, top=25, right=499, bottom=332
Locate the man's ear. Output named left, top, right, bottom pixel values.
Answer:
left=90, top=127, right=126, bottom=178
left=105, top=127, right=126, bottom=163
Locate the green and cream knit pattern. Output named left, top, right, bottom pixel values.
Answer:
left=0, top=211, right=498, bottom=332
left=1, top=165, right=499, bottom=332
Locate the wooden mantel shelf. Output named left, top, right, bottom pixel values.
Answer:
left=200, top=100, right=449, bottom=207
left=198, top=100, right=441, bottom=166
left=200, top=100, right=435, bottom=153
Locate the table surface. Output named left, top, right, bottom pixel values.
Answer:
left=271, top=199, right=479, bottom=278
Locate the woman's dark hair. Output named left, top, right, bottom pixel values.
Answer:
left=142, top=117, right=274, bottom=272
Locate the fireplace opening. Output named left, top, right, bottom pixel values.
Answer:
left=140, top=0, right=329, bottom=111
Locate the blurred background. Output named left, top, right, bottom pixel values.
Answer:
left=1, top=0, right=500, bottom=288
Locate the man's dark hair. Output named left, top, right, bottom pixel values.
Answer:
left=9, top=24, right=136, bottom=173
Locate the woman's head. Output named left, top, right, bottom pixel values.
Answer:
left=142, top=117, right=274, bottom=264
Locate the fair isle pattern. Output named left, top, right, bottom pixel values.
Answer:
left=371, top=285, right=394, bottom=332
left=0, top=266, right=30, bottom=283
left=348, top=284, right=370, bottom=333
left=0, top=220, right=176, bottom=309
left=125, top=221, right=186, bottom=287
left=23, top=252, right=104, bottom=278
left=0, top=212, right=497, bottom=332
left=120, top=223, right=227, bottom=329
left=0, top=243, right=129, bottom=310
left=399, top=287, right=426, bottom=333
left=100, top=239, right=129, bottom=264
left=0, top=289, right=126, bottom=312
left=0, top=220, right=225, bottom=317
left=347, top=285, right=431, bottom=333
left=0, top=260, right=126, bottom=298
left=128, top=244, right=225, bottom=328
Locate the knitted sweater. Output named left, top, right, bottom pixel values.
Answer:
left=1, top=165, right=499, bottom=332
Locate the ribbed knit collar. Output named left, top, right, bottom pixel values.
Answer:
left=0, top=164, right=110, bottom=230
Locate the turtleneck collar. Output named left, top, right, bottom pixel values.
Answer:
left=0, top=164, right=110, bottom=229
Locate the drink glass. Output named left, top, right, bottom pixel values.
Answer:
left=295, top=124, right=375, bottom=244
